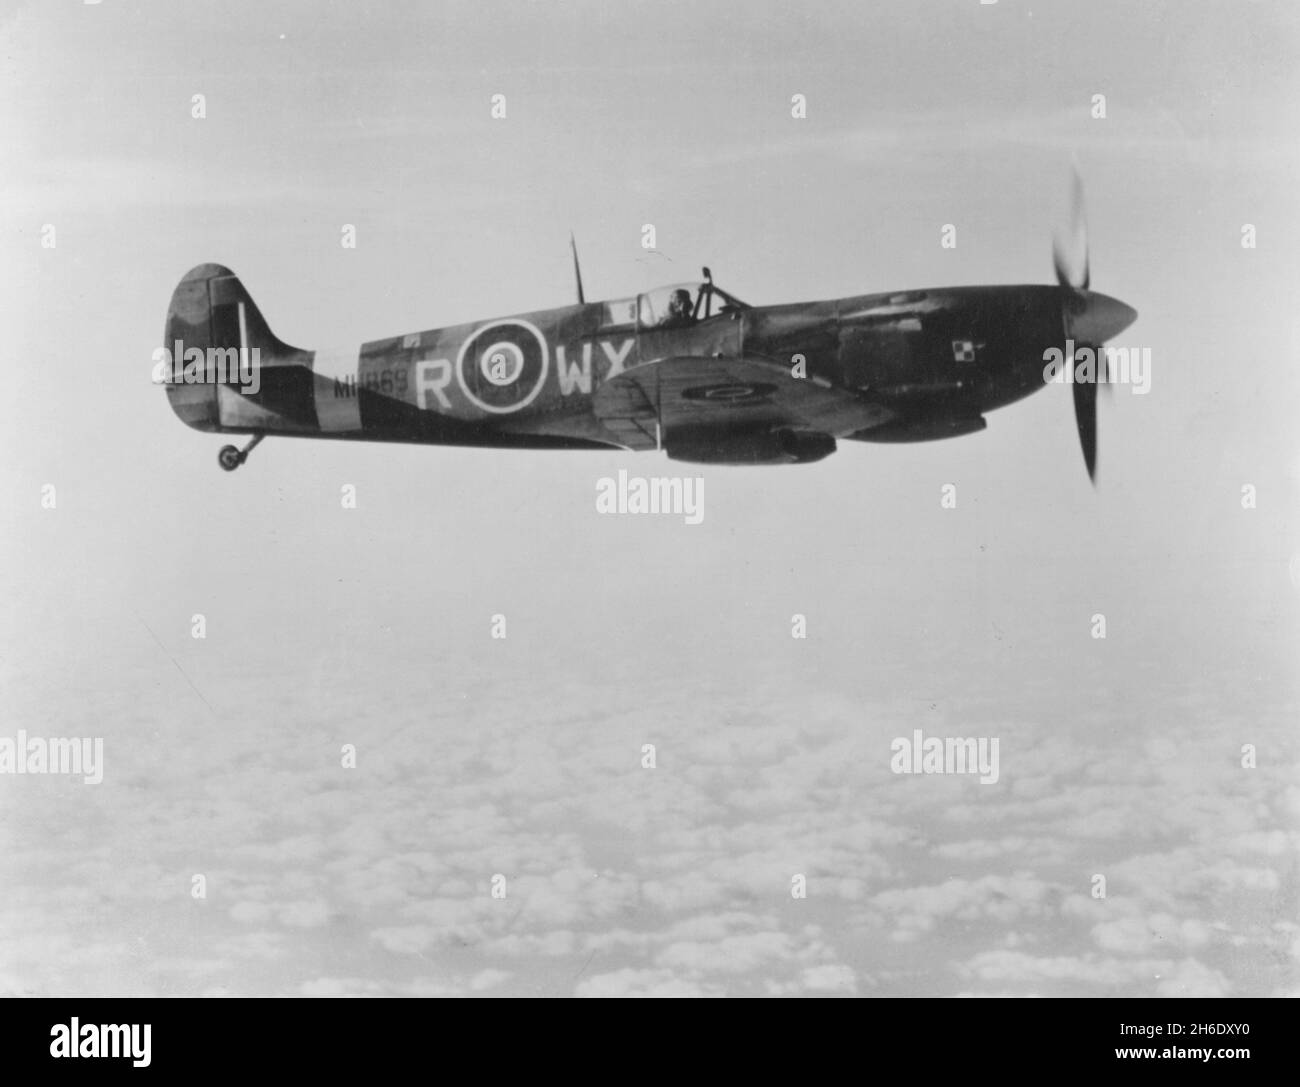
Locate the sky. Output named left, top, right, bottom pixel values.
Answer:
left=0, top=0, right=1297, bottom=997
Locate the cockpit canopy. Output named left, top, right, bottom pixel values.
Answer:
left=637, top=280, right=748, bottom=330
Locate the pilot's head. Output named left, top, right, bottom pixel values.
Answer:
left=668, top=289, right=692, bottom=318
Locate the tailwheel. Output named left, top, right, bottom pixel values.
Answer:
left=217, top=433, right=264, bottom=472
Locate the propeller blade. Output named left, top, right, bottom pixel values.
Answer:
left=1072, top=354, right=1098, bottom=483
left=1052, top=167, right=1090, bottom=292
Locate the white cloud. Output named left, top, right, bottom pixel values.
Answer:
left=575, top=969, right=721, bottom=998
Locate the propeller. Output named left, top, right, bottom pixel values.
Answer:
left=1052, top=168, right=1136, bottom=483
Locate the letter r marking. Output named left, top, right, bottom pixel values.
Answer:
left=416, top=358, right=452, bottom=410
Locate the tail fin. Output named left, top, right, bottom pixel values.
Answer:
left=161, top=264, right=315, bottom=433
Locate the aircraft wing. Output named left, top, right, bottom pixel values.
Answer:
left=592, top=356, right=893, bottom=450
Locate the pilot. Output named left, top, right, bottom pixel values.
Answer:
left=661, top=288, right=694, bottom=328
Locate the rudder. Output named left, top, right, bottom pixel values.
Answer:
left=161, top=264, right=316, bottom=433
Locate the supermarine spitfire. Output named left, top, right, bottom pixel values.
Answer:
left=161, top=179, right=1135, bottom=479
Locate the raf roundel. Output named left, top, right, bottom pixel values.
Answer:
left=456, top=319, right=549, bottom=413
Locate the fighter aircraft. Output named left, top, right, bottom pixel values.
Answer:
left=160, top=179, right=1135, bottom=478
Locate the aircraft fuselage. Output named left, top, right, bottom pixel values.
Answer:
left=163, top=264, right=1137, bottom=466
